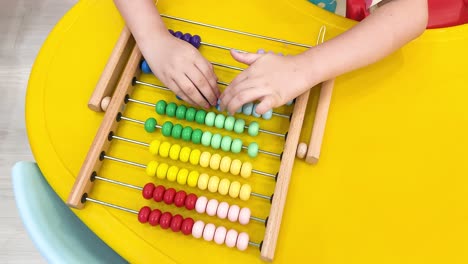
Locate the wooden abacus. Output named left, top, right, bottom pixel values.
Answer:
left=66, top=14, right=334, bottom=262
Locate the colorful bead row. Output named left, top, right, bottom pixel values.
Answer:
left=148, top=139, right=253, bottom=178
left=145, top=161, right=252, bottom=201
left=155, top=100, right=261, bottom=136
left=142, top=183, right=252, bottom=225
left=169, top=30, right=201, bottom=49
left=144, top=117, right=260, bottom=158
left=138, top=206, right=194, bottom=235
left=216, top=100, right=274, bottom=120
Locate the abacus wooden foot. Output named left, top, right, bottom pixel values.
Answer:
left=67, top=14, right=333, bottom=262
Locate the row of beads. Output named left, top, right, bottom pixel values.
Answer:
left=169, top=30, right=201, bottom=49
left=155, top=100, right=261, bottom=136
left=192, top=220, right=250, bottom=250
left=149, top=140, right=253, bottom=178
left=145, top=161, right=252, bottom=201
left=142, top=183, right=252, bottom=225
left=145, top=117, right=260, bottom=158
left=216, top=100, right=274, bottom=120
left=138, top=206, right=194, bottom=235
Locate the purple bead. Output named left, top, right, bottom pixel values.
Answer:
left=182, top=33, right=192, bottom=43
left=168, top=29, right=175, bottom=35
left=257, top=49, right=265, bottom=54
left=190, top=35, right=201, bottom=49
left=174, top=31, right=183, bottom=39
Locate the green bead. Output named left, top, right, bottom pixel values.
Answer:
left=214, top=114, right=226, bottom=129
left=247, top=142, right=259, bottom=158
left=231, top=139, right=243, bottom=154
left=224, top=116, right=235, bottom=131
left=161, top=121, right=173, bottom=137
left=211, top=134, right=222, bottom=149
left=185, top=107, right=197, bottom=122
left=221, top=136, right=232, bottom=152
left=201, top=131, right=213, bottom=146
left=181, top=126, right=193, bottom=141
left=166, top=102, right=177, bottom=117
left=248, top=121, right=260, bottom=137
left=205, top=112, right=216, bottom=127
left=171, top=124, right=183, bottom=139
left=191, top=129, right=203, bottom=144
left=155, top=100, right=167, bottom=115
left=195, top=110, right=207, bottom=124
left=175, top=105, right=187, bottom=120
left=233, top=119, right=246, bottom=134
left=144, top=118, right=157, bottom=133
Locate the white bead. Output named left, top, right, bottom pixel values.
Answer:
left=206, top=199, right=219, bottom=216
left=192, top=220, right=205, bottom=239
left=216, top=202, right=229, bottom=219
left=214, top=226, right=227, bottom=245
left=202, top=223, right=216, bottom=241
left=238, top=207, right=251, bottom=225
left=228, top=205, right=240, bottom=222
left=195, top=196, right=208, bottom=214
left=236, top=232, right=249, bottom=251
left=225, top=229, right=238, bottom=248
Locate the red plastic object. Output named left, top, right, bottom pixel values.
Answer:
left=138, top=206, right=151, bottom=223
left=170, top=214, right=184, bottom=232
left=346, top=0, right=468, bottom=29
left=142, top=183, right=155, bottom=200
left=174, top=190, right=187, bottom=207
left=181, top=218, right=195, bottom=235
left=148, top=209, right=162, bottom=226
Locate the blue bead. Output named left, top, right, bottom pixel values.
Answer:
left=215, top=99, right=221, bottom=111
left=168, top=29, right=175, bottom=35
left=190, top=35, right=201, bottom=49
left=176, top=95, right=182, bottom=101
left=286, top=100, right=294, bottom=106
left=141, top=60, right=152, bottom=74
left=174, top=31, right=183, bottom=39
left=242, top=102, right=254, bottom=115
left=236, top=107, right=242, bottom=113
left=182, top=33, right=192, bottom=43
left=252, top=104, right=261, bottom=118
left=262, top=109, right=273, bottom=120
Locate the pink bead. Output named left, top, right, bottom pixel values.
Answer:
left=206, top=199, right=219, bottom=216
left=228, top=205, right=240, bottom=222
left=214, top=226, right=227, bottom=245
left=236, top=232, right=249, bottom=251
left=195, top=196, right=208, bottom=214
left=202, top=223, right=216, bottom=241
left=225, top=229, right=238, bottom=248
left=216, top=202, right=229, bottom=219
left=192, top=220, right=205, bottom=239
left=238, top=207, right=251, bottom=225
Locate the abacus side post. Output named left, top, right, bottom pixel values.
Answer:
left=260, top=90, right=311, bottom=261
left=67, top=44, right=142, bottom=209
left=88, top=26, right=135, bottom=112
left=305, top=78, right=334, bottom=164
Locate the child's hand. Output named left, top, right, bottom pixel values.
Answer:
left=145, top=32, right=220, bottom=109
left=219, top=50, right=313, bottom=115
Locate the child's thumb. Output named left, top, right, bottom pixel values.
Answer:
left=230, top=50, right=262, bottom=65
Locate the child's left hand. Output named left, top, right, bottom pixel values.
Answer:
left=219, top=50, right=316, bottom=115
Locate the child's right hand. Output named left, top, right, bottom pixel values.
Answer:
left=142, top=32, right=220, bottom=109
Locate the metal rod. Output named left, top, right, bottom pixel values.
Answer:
left=86, top=197, right=139, bottom=214
left=135, top=80, right=169, bottom=91
left=250, top=216, right=267, bottom=224
left=248, top=241, right=262, bottom=248
left=160, top=14, right=311, bottom=49
left=127, top=98, right=154, bottom=107
left=251, top=192, right=271, bottom=200
left=112, top=135, right=149, bottom=147
left=94, top=176, right=143, bottom=191
left=103, top=155, right=147, bottom=169
left=211, top=61, right=244, bottom=71
left=120, top=116, right=162, bottom=129
left=272, top=112, right=290, bottom=118
left=252, top=169, right=276, bottom=178
left=244, top=125, right=284, bottom=138
left=242, top=146, right=281, bottom=158
left=200, top=41, right=247, bottom=54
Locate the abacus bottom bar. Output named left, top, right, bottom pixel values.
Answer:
left=85, top=197, right=261, bottom=251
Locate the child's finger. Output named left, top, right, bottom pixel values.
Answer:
left=186, top=65, right=217, bottom=106
left=254, top=96, right=275, bottom=115
left=225, top=87, right=270, bottom=115
left=230, top=50, right=262, bottom=65
left=195, top=61, right=220, bottom=101
left=174, top=74, right=210, bottom=109
left=166, top=78, right=198, bottom=107
left=219, top=72, right=249, bottom=103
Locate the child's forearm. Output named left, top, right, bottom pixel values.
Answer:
left=302, top=0, right=428, bottom=86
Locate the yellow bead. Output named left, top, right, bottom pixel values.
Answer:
left=189, top=149, right=201, bottom=165
left=240, top=162, right=252, bottom=178
left=219, top=156, right=232, bottom=173
left=169, top=144, right=181, bottom=160
left=218, top=178, right=230, bottom=195
left=177, top=168, right=189, bottom=185
left=179, top=147, right=191, bottom=163
left=239, top=184, right=252, bottom=201
left=167, top=165, right=179, bottom=182
left=199, top=152, right=211, bottom=168
left=229, top=181, right=241, bottom=198
left=197, top=173, right=210, bottom=190
left=149, top=140, right=161, bottom=155
left=209, top=154, right=222, bottom=171
left=146, top=161, right=158, bottom=177
left=207, top=176, right=220, bottom=193
left=187, top=170, right=200, bottom=187
left=230, top=159, right=242, bottom=175
left=159, top=141, right=171, bottom=158
left=156, top=163, right=169, bottom=179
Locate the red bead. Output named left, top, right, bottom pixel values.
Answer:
left=163, top=188, right=176, bottom=205
left=170, top=214, right=183, bottom=232
left=181, top=217, right=195, bottom=235
left=174, top=191, right=187, bottom=207
left=148, top=209, right=162, bottom=226
left=153, top=185, right=165, bottom=202
left=159, top=212, right=172, bottom=229
left=138, top=206, right=151, bottom=223
left=142, top=183, right=155, bottom=199
left=184, top=193, right=198, bottom=210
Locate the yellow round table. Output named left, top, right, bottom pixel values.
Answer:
left=26, top=0, right=468, bottom=263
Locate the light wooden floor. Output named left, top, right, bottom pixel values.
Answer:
left=0, top=0, right=77, bottom=263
